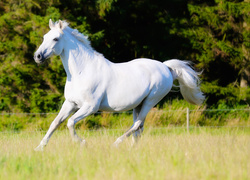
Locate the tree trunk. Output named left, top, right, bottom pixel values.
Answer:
left=241, top=2, right=250, bottom=88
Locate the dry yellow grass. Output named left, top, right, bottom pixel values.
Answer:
left=0, top=128, right=249, bottom=180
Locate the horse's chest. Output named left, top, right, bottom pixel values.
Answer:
left=64, top=81, right=98, bottom=107
left=64, top=84, right=80, bottom=104
left=64, top=81, right=82, bottom=103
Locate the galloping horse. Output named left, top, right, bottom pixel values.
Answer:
left=34, top=20, right=204, bottom=151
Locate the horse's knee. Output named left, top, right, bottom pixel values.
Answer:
left=132, top=120, right=142, bottom=130
left=133, top=126, right=144, bottom=137
left=67, top=119, right=74, bottom=129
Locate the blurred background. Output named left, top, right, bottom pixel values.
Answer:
left=0, top=0, right=249, bottom=113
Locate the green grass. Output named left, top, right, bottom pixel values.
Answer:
left=1, top=100, right=249, bottom=132
left=0, top=128, right=249, bottom=180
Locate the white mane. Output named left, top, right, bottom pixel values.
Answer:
left=54, top=21, right=94, bottom=52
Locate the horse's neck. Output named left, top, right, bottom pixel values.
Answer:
left=60, top=37, right=108, bottom=80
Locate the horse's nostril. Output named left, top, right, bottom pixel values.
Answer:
left=37, top=54, right=41, bottom=59
left=34, top=53, right=44, bottom=63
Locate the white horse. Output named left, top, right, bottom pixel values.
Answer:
left=34, top=20, right=204, bottom=151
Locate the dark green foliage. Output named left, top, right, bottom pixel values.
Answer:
left=185, top=0, right=250, bottom=105
left=0, top=0, right=249, bottom=113
left=0, top=1, right=64, bottom=112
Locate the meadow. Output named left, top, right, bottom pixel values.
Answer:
left=1, top=100, right=249, bottom=131
left=0, top=127, right=249, bottom=180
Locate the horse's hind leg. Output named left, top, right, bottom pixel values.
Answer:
left=132, top=124, right=144, bottom=145
left=113, top=104, right=149, bottom=147
left=114, top=89, right=169, bottom=147
left=113, top=118, right=143, bottom=147
left=132, top=106, right=144, bottom=145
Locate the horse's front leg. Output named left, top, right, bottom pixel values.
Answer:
left=35, top=101, right=76, bottom=151
left=67, top=103, right=98, bottom=145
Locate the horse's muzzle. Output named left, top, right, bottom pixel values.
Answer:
left=34, top=53, right=45, bottom=64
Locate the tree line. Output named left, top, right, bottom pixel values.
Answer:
left=0, top=0, right=249, bottom=112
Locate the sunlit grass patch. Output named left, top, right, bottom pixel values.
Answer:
left=0, top=128, right=249, bottom=180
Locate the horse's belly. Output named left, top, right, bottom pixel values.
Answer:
left=99, top=84, right=149, bottom=112
left=99, top=96, right=144, bottom=112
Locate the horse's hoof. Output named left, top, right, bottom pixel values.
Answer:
left=34, top=145, right=44, bottom=151
left=80, top=140, right=87, bottom=147
left=113, top=137, right=123, bottom=148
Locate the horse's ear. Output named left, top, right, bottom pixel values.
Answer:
left=58, top=20, right=63, bottom=30
left=49, top=19, right=54, bottom=29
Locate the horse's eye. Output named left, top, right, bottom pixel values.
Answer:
left=53, top=38, right=59, bottom=41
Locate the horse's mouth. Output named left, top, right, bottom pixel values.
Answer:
left=35, top=59, right=46, bottom=64
left=34, top=50, right=53, bottom=64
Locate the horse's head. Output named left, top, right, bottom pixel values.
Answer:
left=34, top=19, right=66, bottom=64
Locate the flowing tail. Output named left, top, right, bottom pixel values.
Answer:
left=164, top=59, right=205, bottom=105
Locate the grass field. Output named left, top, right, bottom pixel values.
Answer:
left=0, top=127, right=249, bottom=180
